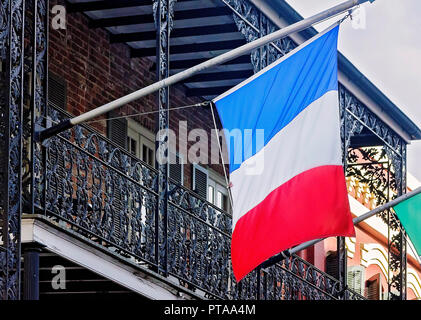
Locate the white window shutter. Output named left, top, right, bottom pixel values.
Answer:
left=347, top=266, right=365, bottom=295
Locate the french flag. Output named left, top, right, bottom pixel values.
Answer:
left=213, top=25, right=355, bottom=281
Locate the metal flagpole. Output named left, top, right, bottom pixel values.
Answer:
left=260, top=186, right=421, bottom=269
left=209, top=102, right=234, bottom=210
left=37, top=0, right=376, bottom=141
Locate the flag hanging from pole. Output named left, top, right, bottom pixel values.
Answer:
left=393, top=192, right=421, bottom=258
left=213, top=24, right=355, bottom=281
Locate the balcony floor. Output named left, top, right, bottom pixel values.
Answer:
left=22, top=215, right=203, bottom=300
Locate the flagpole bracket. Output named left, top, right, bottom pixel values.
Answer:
left=260, top=249, right=291, bottom=270
left=36, top=119, right=72, bottom=143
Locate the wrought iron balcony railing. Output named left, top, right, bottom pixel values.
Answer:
left=31, top=104, right=366, bottom=300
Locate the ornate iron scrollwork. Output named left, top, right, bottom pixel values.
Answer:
left=153, top=0, right=177, bottom=275
left=246, top=254, right=366, bottom=301
left=22, top=0, right=49, bottom=218
left=340, top=85, right=407, bottom=300
left=222, top=0, right=296, bottom=73
left=44, top=107, right=158, bottom=267
left=167, top=181, right=232, bottom=298
left=0, top=0, right=25, bottom=300
left=31, top=0, right=48, bottom=212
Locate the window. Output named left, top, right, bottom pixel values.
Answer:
left=108, top=119, right=157, bottom=241
left=48, top=73, right=67, bottom=111
left=365, top=273, right=382, bottom=300
left=126, top=119, right=155, bottom=167
left=108, top=117, right=155, bottom=167
left=347, top=265, right=365, bottom=295
left=109, top=118, right=186, bottom=185
left=169, top=152, right=184, bottom=185
left=325, top=251, right=339, bottom=279
left=142, top=143, right=154, bottom=166
left=192, top=165, right=230, bottom=212
left=107, top=113, right=128, bottom=149
left=208, top=177, right=229, bottom=212
left=192, top=164, right=208, bottom=199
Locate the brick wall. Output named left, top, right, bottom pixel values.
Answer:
left=49, top=0, right=227, bottom=190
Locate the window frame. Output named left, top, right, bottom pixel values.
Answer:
left=347, top=265, right=366, bottom=295
left=127, top=118, right=155, bottom=168
left=207, top=168, right=230, bottom=213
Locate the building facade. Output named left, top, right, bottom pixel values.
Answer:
left=1, top=0, right=420, bottom=300
left=298, top=172, right=421, bottom=300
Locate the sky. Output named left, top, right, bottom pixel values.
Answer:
left=285, top=0, right=421, bottom=182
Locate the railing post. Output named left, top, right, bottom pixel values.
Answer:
left=337, top=237, right=347, bottom=299
left=400, top=143, right=408, bottom=300
left=339, top=91, right=348, bottom=300
left=387, top=142, right=408, bottom=300
left=153, top=0, right=176, bottom=276
left=0, top=0, right=25, bottom=300
left=26, top=0, right=49, bottom=214
left=23, top=245, right=42, bottom=300
left=257, top=267, right=262, bottom=300
left=396, top=143, right=407, bottom=300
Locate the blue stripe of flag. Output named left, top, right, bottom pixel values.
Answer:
left=214, top=26, right=339, bottom=173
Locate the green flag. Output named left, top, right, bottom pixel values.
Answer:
left=393, top=192, right=421, bottom=257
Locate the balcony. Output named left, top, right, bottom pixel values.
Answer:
left=21, top=102, right=365, bottom=300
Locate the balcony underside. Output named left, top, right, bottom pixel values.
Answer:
left=22, top=215, right=201, bottom=300
left=66, top=0, right=254, bottom=100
